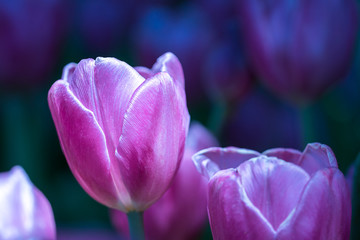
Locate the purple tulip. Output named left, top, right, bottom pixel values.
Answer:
left=0, top=166, right=56, bottom=239
left=0, top=0, right=66, bottom=88
left=48, top=52, right=190, bottom=212
left=238, top=0, right=359, bottom=101
left=203, top=34, right=252, bottom=103
left=132, top=5, right=215, bottom=103
left=193, top=143, right=351, bottom=240
left=111, top=122, right=218, bottom=240
left=74, top=0, right=135, bottom=54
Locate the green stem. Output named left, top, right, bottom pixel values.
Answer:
left=127, top=211, right=145, bottom=240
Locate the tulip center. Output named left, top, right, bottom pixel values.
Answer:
left=238, top=156, right=310, bottom=230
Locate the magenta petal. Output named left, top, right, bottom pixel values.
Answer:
left=134, top=66, right=154, bottom=79
left=208, top=170, right=275, bottom=240
left=277, top=168, right=351, bottom=240
left=298, top=143, right=338, bottom=175
left=151, top=52, right=185, bottom=88
left=263, top=148, right=302, bottom=165
left=0, top=166, right=55, bottom=240
left=238, top=157, right=310, bottom=230
left=192, top=147, right=260, bottom=179
left=48, top=81, right=129, bottom=210
left=116, top=72, right=189, bottom=211
left=186, top=121, right=219, bottom=151
left=93, top=57, right=145, bottom=151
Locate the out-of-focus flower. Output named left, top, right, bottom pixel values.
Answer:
left=48, top=52, right=190, bottom=212
left=222, top=88, right=302, bottom=151
left=0, top=166, right=56, bottom=239
left=132, top=4, right=214, bottom=103
left=193, top=143, right=351, bottom=240
left=74, top=0, right=135, bottom=55
left=0, top=0, right=66, bottom=88
left=203, top=28, right=252, bottom=103
left=111, top=122, right=218, bottom=240
left=238, top=0, right=359, bottom=102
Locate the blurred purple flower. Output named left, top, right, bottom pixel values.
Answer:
left=222, top=88, right=302, bottom=151
left=111, top=122, right=218, bottom=240
left=203, top=31, right=252, bottom=103
left=74, top=0, right=135, bottom=54
left=0, top=166, right=55, bottom=239
left=0, top=0, right=66, bottom=88
left=48, top=52, right=189, bottom=212
left=238, top=0, right=359, bottom=102
left=132, top=4, right=215, bottom=103
left=193, top=143, right=351, bottom=240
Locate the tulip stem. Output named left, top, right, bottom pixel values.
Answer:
left=127, top=211, right=145, bottom=240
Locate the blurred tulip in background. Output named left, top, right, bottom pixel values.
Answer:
left=48, top=52, right=189, bottom=212
left=111, top=122, right=218, bottom=240
left=238, top=0, right=359, bottom=102
left=0, top=0, right=66, bottom=88
left=131, top=4, right=214, bottom=103
left=193, top=143, right=351, bottom=240
left=0, top=166, right=56, bottom=239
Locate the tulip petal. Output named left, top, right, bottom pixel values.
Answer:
left=0, top=166, right=55, bottom=239
left=192, top=147, right=260, bottom=179
left=152, top=52, right=185, bottom=88
left=116, top=72, right=189, bottom=211
left=64, top=58, right=145, bottom=158
left=48, top=81, right=130, bottom=211
left=93, top=57, right=145, bottom=153
left=277, top=168, right=351, bottom=240
left=263, top=148, right=302, bottom=165
left=298, top=143, right=338, bottom=176
left=238, top=157, right=310, bottom=230
left=208, top=170, right=275, bottom=240
left=186, top=121, right=219, bottom=151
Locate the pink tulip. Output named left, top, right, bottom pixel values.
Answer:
left=0, top=166, right=56, bottom=239
left=111, top=122, right=218, bottom=240
left=48, top=52, right=190, bottom=212
left=193, top=143, right=351, bottom=240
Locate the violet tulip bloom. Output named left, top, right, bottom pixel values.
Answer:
left=0, top=0, right=66, bottom=88
left=0, top=166, right=56, bottom=239
left=48, top=52, right=190, bottom=212
left=132, top=5, right=214, bottom=103
left=111, top=122, right=218, bottom=240
left=193, top=143, right=351, bottom=240
left=238, top=0, right=358, bottom=101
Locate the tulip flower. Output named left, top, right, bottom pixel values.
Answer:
left=132, top=4, right=214, bottom=103
left=48, top=52, right=190, bottom=213
left=193, top=143, right=351, bottom=240
left=238, top=0, right=358, bottom=101
left=0, top=166, right=56, bottom=239
left=111, top=122, right=219, bottom=240
left=0, top=0, right=66, bottom=88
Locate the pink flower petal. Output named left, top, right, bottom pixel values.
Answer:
left=298, top=143, right=338, bottom=176
left=192, top=147, right=260, bottom=179
left=116, top=72, right=189, bottom=211
left=238, top=156, right=310, bottom=230
left=48, top=81, right=130, bottom=211
left=263, top=147, right=302, bottom=165
left=0, top=166, right=55, bottom=239
left=208, top=170, right=275, bottom=240
left=277, top=168, right=351, bottom=240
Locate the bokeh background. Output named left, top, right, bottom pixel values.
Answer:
left=0, top=0, right=359, bottom=238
